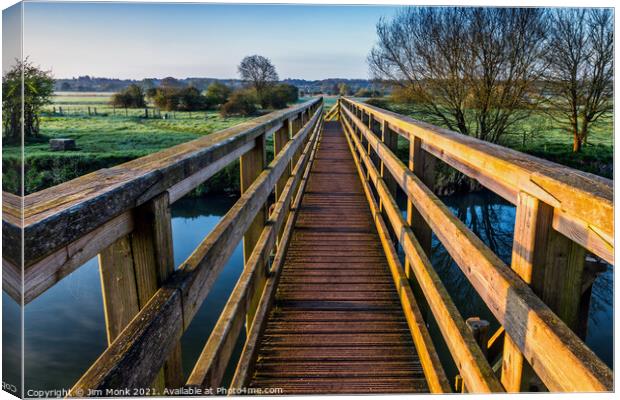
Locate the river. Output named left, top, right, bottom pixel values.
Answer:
left=2, top=191, right=613, bottom=392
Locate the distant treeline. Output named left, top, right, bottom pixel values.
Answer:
left=55, top=76, right=386, bottom=96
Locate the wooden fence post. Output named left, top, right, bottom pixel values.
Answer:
left=240, top=133, right=267, bottom=330
left=274, top=119, right=292, bottom=242
left=98, top=192, right=184, bottom=391
left=380, top=120, right=398, bottom=210
left=501, top=191, right=587, bottom=392
left=406, top=137, right=436, bottom=259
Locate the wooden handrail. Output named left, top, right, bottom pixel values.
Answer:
left=339, top=99, right=613, bottom=392
left=67, top=103, right=324, bottom=395
left=1, top=98, right=322, bottom=304
left=185, top=116, right=323, bottom=389
left=341, top=113, right=502, bottom=393
left=342, top=123, right=452, bottom=393
left=341, top=98, right=613, bottom=264
left=229, top=120, right=322, bottom=391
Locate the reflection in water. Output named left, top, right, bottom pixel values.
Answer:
left=16, top=195, right=242, bottom=391
left=5, top=190, right=613, bottom=392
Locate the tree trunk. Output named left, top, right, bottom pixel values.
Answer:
left=573, top=133, right=583, bottom=152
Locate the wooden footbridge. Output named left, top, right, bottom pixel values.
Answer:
left=2, top=97, right=614, bottom=394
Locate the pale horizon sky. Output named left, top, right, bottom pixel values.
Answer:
left=14, top=2, right=401, bottom=80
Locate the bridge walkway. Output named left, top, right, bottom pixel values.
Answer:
left=247, top=121, right=428, bottom=394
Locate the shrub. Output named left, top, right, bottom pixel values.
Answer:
left=205, top=82, right=232, bottom=107
left=220, top=90, right=257, bottom=117
left=261, top=84, right=299, bottom=109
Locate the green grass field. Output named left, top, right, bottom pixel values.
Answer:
left=3, top=93, right=326, bottom=194
left=3, top=92, right=256, bottom=194
left=376, top=101, right=613, bottom=179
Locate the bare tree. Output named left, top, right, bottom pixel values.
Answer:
left=544, top=9, right=613, bottom=152
left=368, top=7, right=547, bottom=143
left=238, top=55, right=279, bottom=106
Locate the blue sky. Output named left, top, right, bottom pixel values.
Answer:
left=20, top=2, right=401, bottom=80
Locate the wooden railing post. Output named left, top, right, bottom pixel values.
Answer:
left=240, top=133, right=267, bottom=330
left=98, top=192, right=183, bottom=390
left=274, top=119, right=292, bottom=242
left=380, top=120, right=399, bottom=208
left=501, top=191, right=587, bottom=392
left=405, top=137, right=436, bottom=260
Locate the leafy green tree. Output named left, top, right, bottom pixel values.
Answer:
left=220, top=90, right=257, bottom=117
left=177, top=86, right=206, bottom=115
left=262, top=83, right=299, bottom=109
left=205, top=82, right=232, bottom=106
left=2, top=58, right=54, bottom=142
left=110, top=84, right=146, bottom=115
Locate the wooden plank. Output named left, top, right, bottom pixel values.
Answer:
left=2, top=258, right=21, bottom=302
left=246, top=121, right=429, bottom=394
left=98, top=193, right=183, bottom=389
left=167, top=140, right=255, bottom=203
left=98, top=236, right=140, bottom=344
left=341, top=98, right=613, bottom=264
left=344, top=126, right=451, bottom=393
left=501, top=192, right=553, bottom=391
left=25, top=211, right=134, bottom=304
left=342, top=115, right=501, bottom=393
left=379, top=121, right=398, bottom=202
left=342, top=105, right=612, bottom=392
left=186, top=113, right=322, bottom=390
left=240, top=133, right=267, bottom=329
left=407, top=136, right=435, bottom=258
left=230, top=124, right=319, bottom=390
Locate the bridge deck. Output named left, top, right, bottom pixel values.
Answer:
left=248, top=121, right=428, bottom=394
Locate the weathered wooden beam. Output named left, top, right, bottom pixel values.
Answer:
left=341, top=98, right=613, bottom=264
left=98, top=193, right=183, bottom=389
left=98, top=235, right=140, bottom=343
left=501, top=192, right=552, bottom=391
left=240, top=133, right=267, bottom=330
left=25, top=212, right=133, bottom=305
left=341, top=104, right=612, bottom=392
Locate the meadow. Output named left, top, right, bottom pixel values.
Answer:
left=3, top=92, right=254, bottom=194
left=3, top=92, right=611, bottom=196
left=377, top=101, right=613, bottom=179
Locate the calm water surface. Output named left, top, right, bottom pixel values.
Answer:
left=3, top=191, right=613, bottom=391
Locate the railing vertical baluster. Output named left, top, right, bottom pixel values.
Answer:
left=405, top=137, right=436, bottom=259
left=240, top=133, right=268, bottom=330
left=501, top=192, right=552, bottom=391
left=501, top=191, right=588, bottom=391
left=99, top=237, right=140, bottom=343
left=98, top=192, right=184, bottom=390
left=380, top=120, right=399, bottom=204
left=274, top=119, right=292, bottom=242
